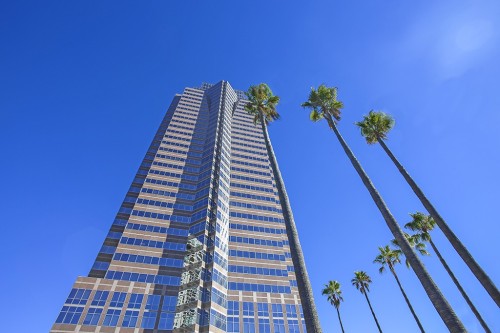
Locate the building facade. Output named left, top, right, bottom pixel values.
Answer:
left=51, top=81, right=316, bottom=333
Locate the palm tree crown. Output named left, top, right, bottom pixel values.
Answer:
left=405, top=212, right=436, bottom=242
left=301, top=85, right=344, bottom=123
left=355, top=110, right=395, bottom=144
left=322, top=280, right=343, bottom=309
left=391, top=232, right=429, bottom=267
left=351, top=271, right=372, bottom=294
left=244, top=83, right=280, bottom=125
left=374, top=246, right=401, bottom=273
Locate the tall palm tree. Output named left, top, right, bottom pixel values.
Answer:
left=302, top=85, right=465, bottom=332
left=374, top=246, right=425, bottom=333
left=356, top=110, right=500, bottom=307
left=351, top=271, right=383, bottom=333
left=406, top=212, right=492, bottom=333
left=322, top=281, right=345, bottom=333
left=245, top=83, right=322, bottom=333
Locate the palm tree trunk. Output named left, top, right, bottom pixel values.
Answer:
left=429, top=238, right=492, bottom=333
left=259, top=112, right=322, bottom=332
left=323, top=114, right=466, bottom=332
left=389, top=267, right=426, bottom=333
left=363, top=291, right=383, bottom=333
left=336, top=307, right=345, bottom=333
left=377, top=137, right=500, bottom=307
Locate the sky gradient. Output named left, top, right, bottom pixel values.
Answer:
left=1, top=1, right=499, bottom=332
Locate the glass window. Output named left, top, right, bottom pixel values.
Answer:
left=257, top=303, right=269, bottom=317
left=273, top=319, right=286, bottom=333
left=228, top=301, right=239, bottom=316
left=82, top=308, right=102, bottom=326
left=159, top=312, right=175, bottom=330
left=146, top=294, right=161, bottom=310
left=272, top=304, right=283, bottom=317
left=286, top=304, right=298, bottom=318
left=128, top=293, right=143, bottom=309
left=258, top=318, right=271, bottom=333
left=162, top=296, right=177, bottom=312
left=242, top=302, right=254, bottom=316
left=288, top=319, right=300, bottom=333
left=122, top=310, right=139, bottom=328
left=55, top=306, right=83, bottom=324
left=66, top=289, right=91, bottom=305
left=91, top=290, right=109, bottom=306
left=102, top=309, right=121, bottom=326
left=110, top=292, right=127, bottom=307
left=243, top=317, right=255, bottom=333
left=141, top=311, right=157, bottom=329
left=227, top=316, right=240, bottom=332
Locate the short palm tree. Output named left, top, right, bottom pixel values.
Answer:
left=322, top=281, right=345, bottom=333
left=302, top=85, right=465, bottom=332
left=374, top=246, right=425, bottom=333
left=356, top=110, right=500, bottom=307
left=351, top=271, right=382, bottom=333
left=245, top=83, right=322, bottom=333
left=406, top=212, right=492, bottom=333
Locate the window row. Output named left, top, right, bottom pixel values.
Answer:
left=113, top=252, right=183, bottom=268
left=120, top=236, right=186, bottom=251
left=232, top=130, right=264, bottom=140
left=144, top=177, right=196, bottom=191
left=232, top=153, right=268, bottom=163
left=141, top=187, right=195, bottom=201
left=230, top=191, right=277, bottom=203
left=152, top=161, right=200, bottom=174
left=231, top=174, right=273, bottom=185
left=229, top=250, right=285, bottom=261
left=231, top=182, right=275, bottom=194
left=105, top=270, right=180, bottom=286
left=230, top=212, right=284, bottom=224
left=229, top=265, right=288, bottom=277
left=230, top=201, right=281, bottom=213
left=229, top=223, right=286, bottom=235
left=130, top=209, right=191, bottom=224
left=232, top=147, right=268, bottom=157
left=231, top=158, right=269, bottom=170
left=231, top=140, right=266, bottom=152
left=231, top=166, right=271, bottom=177
left=228, top=282, right=291, bottom=294
left=229, top=236, right=283, bottom=248
left=126, top=222, right=188, bottom=237
left=232, top=134, right=265, bottom=146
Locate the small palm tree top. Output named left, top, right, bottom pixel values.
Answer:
left=391, top=232, right=429, bottom=267
left=352, top=271, right=372, bottom=293
left=244, top=83, right=280, bottom=125
left=405, top=212, right=436, bottom=242
left=301, top=84, right=344, bottom=124
left=355, top=110, right=395, bottom=144
left=322, top=280, right=343, bottom=309
left=374, top=245, right=401, bottom=274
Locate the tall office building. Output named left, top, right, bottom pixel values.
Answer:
left=51, top=81, right=318, bottom=333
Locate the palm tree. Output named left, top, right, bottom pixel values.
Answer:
left=374, top=246, right=425, bottom=333
left=356, top=110, right=500, bottom=307
left=245, top=83, right=322, bottom=333
left=322, top=281, right=345, bottom=333
left=351, top=271, right=383, bottom=333
left=406, top=212, right=492, bottom=333
left=302, top=85, right=465, bottom=332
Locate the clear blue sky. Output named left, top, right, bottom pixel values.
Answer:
left=1, top=1, right=499, bottom=332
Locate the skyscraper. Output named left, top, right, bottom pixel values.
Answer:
left=51, top=81, right=319, bottom=333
